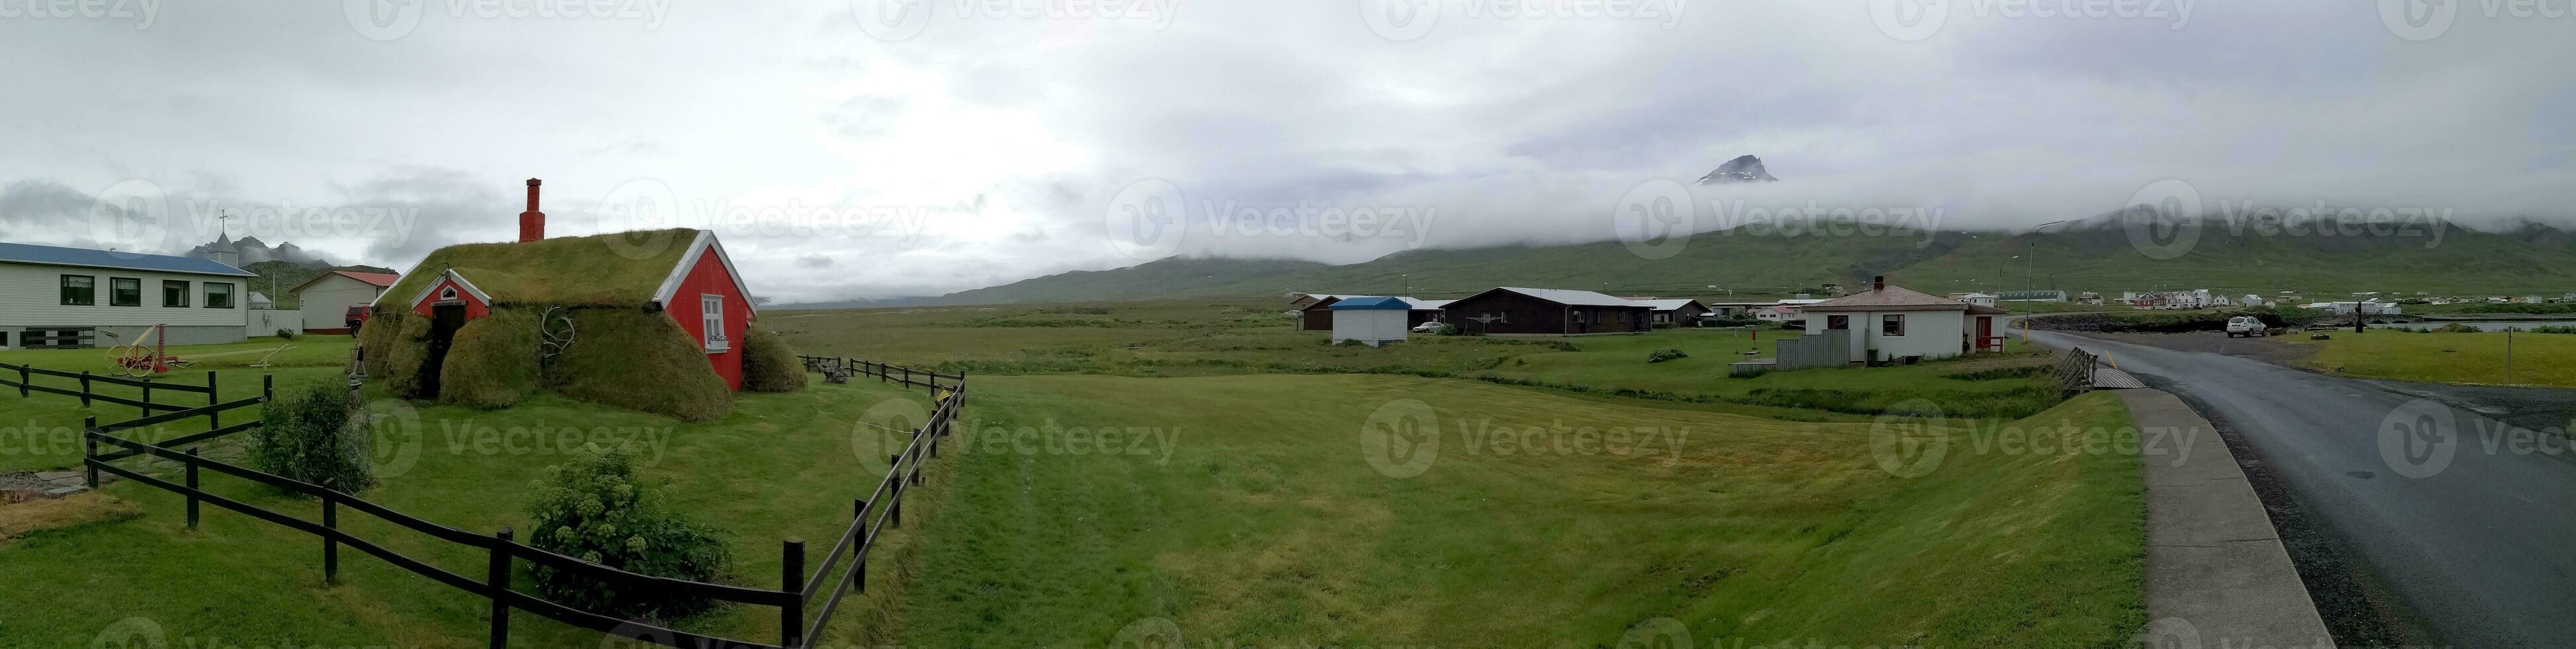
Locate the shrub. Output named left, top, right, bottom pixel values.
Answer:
left=1435, top=323, right=1462, bottom=336
left=739, top=326, right=806, bottom=393
left=1651, top=322, right=1676, bottom=330
left=2434, top=323, right=2483, bottom=333
left=439, top=310, right=542, bottom=409
left=525, top=443, right=731, bottom=621
left=276, top=328, right=298, bottom=341
left=545, top=309, right=731, bottom=422
left=248, top=382, right=376, bottom=493
left=1646, top=348, right=1688, bottom=363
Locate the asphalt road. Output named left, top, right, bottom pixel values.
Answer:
left=2021, top=329, right=2576, bottom=648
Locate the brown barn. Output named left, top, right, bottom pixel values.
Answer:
left=1441, top=287, right=1653, bottom=336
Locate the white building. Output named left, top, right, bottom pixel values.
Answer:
left=290, top=270, right=401, bottom=334
left=0, top=240, right=258, bottom=348
left=1326, top=296, right=1413, bottom=346
left=1800, top=277, right=2008, bottom=364
left=1956, top=293, right=1998, bottom=308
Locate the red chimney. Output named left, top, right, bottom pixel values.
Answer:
left=517, top=178, right=545, bottom=242
left=1872, top=275, right=1885, bottom=291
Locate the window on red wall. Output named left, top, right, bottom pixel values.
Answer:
left=702, top=294, right=728, bottom=352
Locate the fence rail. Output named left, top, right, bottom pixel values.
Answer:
left=67, top=354, right=965, bottom=649
left=796, top=355, right=964, bottom=396
left=2053, top=347, right=2099, bottom=392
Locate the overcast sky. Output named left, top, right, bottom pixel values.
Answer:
left=0, top=1, right=2567, bottom=301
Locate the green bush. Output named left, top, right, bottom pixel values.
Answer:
left=739, top=326, right=806, bottom=393
left=276, top=328, right=298, bottom=341
left=524, top=443, right=731, bottom=620
left=1651, top=322, right=1676, bottom=330
left=1434, top=323, right=1461, bottom=336
left=248, top=382, right=376, bottom=493
left=440, top=310, right=542, bottom=409
left=545, top=309, right=731, bottom=422
left=2434, top=323, right=2483, bottom=333
left=1646, top=348, right=1688, bottom=363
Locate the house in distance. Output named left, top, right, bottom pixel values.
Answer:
left=1441, top=287, right=1652, bottom=336
left=362, top=179, right=802, bottom=421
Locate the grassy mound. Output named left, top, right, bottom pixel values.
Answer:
left=438, top=309, right=542, bottom=409
left=361, top=309, right=435, bottom=398
left=739, top=326, right=805, bottom=393
left=379, top=229, right=701, bottom=309
left=544, top=309, right=731, bottom=422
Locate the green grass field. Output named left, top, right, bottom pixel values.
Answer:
left=2281, top=329, right=2576, bottom=388
left=0, top=352, right=942, bottom=648
left=1, top=301, right=2151, bottom=648
left=890, top=374, right=2143, bottom=648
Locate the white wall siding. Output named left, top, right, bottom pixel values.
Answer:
left=0, top=262, right=252, bottom=333
left=1330, top=310, right=1411, bottom=346
left=1807, top=309, right=1972, bottom=362
left=298, top=276, right=388, bottom=330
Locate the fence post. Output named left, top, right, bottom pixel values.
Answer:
left=207, top=371, right=221, bottom=431
left=83, top=416, right=97, bottom=488
left=781, top=538, right=806, bottom=648
left=853, top=499, right=869, bottom=593
left=323, top=493, right=340, bottom=585
left=488, top=528, right=514, bottom=649
left=263, top=374, right=274, bottom=403
left=80, top=371, right=91, bottom=407
left=185, top=446, right=201, bottom=530
left=140, top=377, right=152, bottom=419
left=885, top=462, right=902, bottom=528
left=17, top=364, right=26, bottom=397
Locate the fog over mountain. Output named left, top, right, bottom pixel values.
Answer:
left=0, top=3, right=2568, bottom=303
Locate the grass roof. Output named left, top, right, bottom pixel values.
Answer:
left=383, top=229, right=702, bottom=309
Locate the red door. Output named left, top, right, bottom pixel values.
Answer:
left=1974, top=316, right=1994, bottom=352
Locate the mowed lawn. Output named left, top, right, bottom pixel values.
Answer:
left=0, top=358, right=942, bottom=648
left=0, top=337, right=351, bottom=474
left=892, top=374, right=2145, bottom=648
left=2281, top=328, right=2576, bottom=388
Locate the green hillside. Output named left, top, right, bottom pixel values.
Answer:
left=936, top=219, right=2576, bottom=304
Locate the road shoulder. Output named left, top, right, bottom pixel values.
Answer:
left=2121, top=388, right=2337, bottom=648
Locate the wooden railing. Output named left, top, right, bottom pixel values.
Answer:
left=71, top=357, right=966, bottom=649
left=797, top=355, right=964, bottom=396
left=2053, top=347, right=2099, bottom=393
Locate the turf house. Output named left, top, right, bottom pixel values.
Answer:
left=360, top=179, right=802, bottom=421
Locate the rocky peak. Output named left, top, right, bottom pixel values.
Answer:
left=1695, top=155, right=1779, bottom=185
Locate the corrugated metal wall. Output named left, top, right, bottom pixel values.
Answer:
left=1772, top=329, right=1852, bottom=370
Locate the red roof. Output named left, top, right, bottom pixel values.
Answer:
left=335, top=271, right=401, bottom=287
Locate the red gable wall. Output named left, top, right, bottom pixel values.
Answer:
left=410, top=277, right=492, bottom=320
left=663, top=242, right=750, bottom=391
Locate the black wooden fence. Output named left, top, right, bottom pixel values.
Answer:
left=796, top=355, right=964, bottom=397
left=0, top=362, right=232, bottom=420
left=56, top=358, right=965, bottom=649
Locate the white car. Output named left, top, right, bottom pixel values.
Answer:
left=2225, top=316, right=2266, bottom=338
left=1412, top=321, right=1446, bottom=333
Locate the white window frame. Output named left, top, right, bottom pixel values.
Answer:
left=701, top=294, right=728, bottom=352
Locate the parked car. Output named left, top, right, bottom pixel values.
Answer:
left=1411, top=321, right=1446, bottom=333
left=2225, top=316, right=2266, bottom=338
left=345, top=305, right=372, bottom=334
